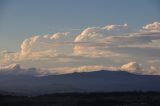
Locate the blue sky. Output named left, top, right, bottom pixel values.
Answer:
left=0, top=0, right=160, bottom=75
left=0, top=0, right=159, bottom=51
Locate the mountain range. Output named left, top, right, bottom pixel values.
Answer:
left=0, top=69, right=160, bottom=96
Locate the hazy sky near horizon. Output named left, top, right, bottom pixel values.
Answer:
left=0, top=0, right=160, bottom=75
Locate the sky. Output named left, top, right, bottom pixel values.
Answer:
left=0, top=0, right=160, bottom=75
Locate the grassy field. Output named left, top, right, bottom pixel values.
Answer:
left=0, top=92, right=160, bottom=106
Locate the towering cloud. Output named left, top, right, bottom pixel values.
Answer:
left=19, top=32, right=70, bottom=59
left=73, top=24, right=129, bottom=57
left=20, top=36, right=40, bottom=58
left=74, top=24, right=128, bottom=42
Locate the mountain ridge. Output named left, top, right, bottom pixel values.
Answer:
left=0, top=70, right=160, bottom=96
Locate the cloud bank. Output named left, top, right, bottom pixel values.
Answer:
left=0, top=22, right=160, bottom=75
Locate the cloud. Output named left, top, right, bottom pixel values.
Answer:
left=20, top=32, right=69, bottom=59
left=120, top=62, right=160, bottom=75
left=102, top=24, right=128, bottom=31
left=0, top=23, right=129, bottom=63
left=141, top=22, right=160, bottom=32
left=0, top=63, right=20, bottom=70
left=45, top=65, right=106, bottom=74
left=0, top=63, right=39, bottom=76
left=120, top=62, right=142, bottom=73
left=73, top=44, right=125, bottom=58
left=73, top=24, right=129, bottom=57
left=0, top=23, right=132, bottom=63
left=74, top=27, right=101, bottom=42
left=74, top=24, right=128, bottom=42
left=106, top=31, right=160, bottom=62
left=149, top=66, right=160, bottom=75
left=72, top=22, right=159, bottom=60
left=0, top=22, right=160, bottom=75
left=50, top=32, right=69, bottom=39
left=0, top=32, right=70, bottom=63
left=20, top=35, right=40, bottom=58
left=77, top=65, right=104, bottom=72
left=148, top=59, right=160, bottom=64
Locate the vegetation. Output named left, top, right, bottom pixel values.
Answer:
left=0, top=92, right=160, bottom=106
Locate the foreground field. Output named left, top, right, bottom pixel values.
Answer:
left=0, top=92, right=160, bottom=106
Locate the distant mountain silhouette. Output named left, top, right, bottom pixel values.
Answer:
left=0, top=70, right=160, bottom=96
